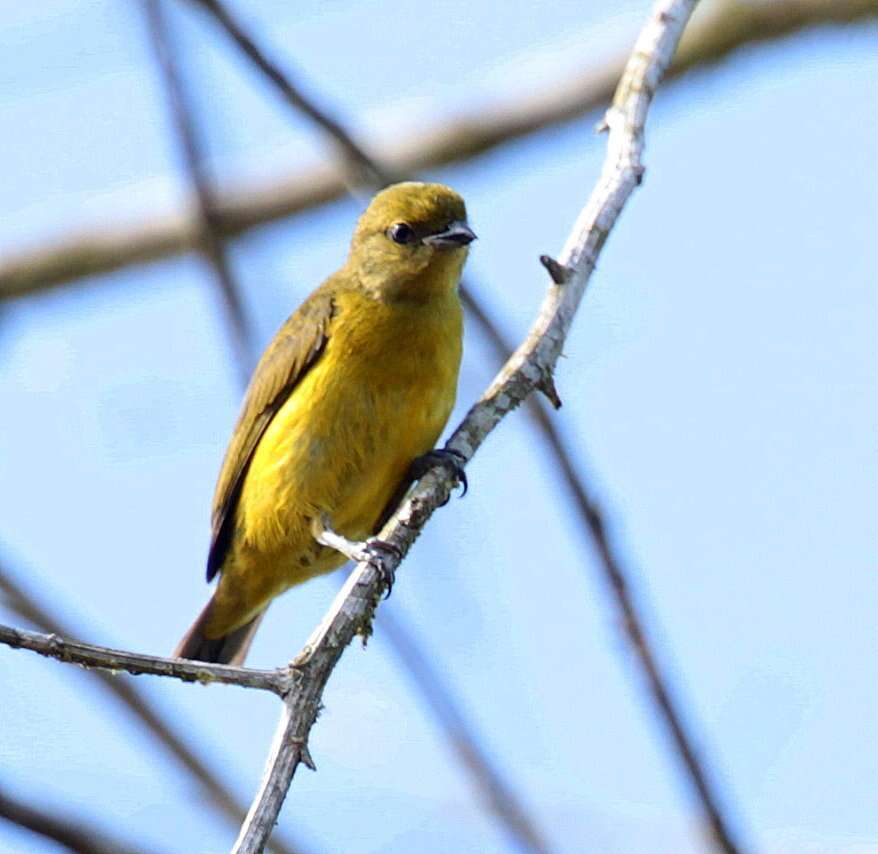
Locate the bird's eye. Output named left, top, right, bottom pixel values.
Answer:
left=388, top=222, right=415, bottom=245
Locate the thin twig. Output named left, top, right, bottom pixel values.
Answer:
left=232, top=4, right=736, bottom=854
left=2, top=0, right=876, bottom=301
left=183, top=0, right=389, bottom=187
left=0, top=564, right=304, bottom=854
left=466, top=264, right=746, bottom=852
left=380, top=609, right=549, bottom=854
left=0, top=623, right=289, bottom=693
left=143, top=0, right=255, bottom=384
left=0, top=783, right=155, bottom=854
left=529, top=401, right=743, bottom=852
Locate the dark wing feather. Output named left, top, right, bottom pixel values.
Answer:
left=206, top=287, right=336, bottom=582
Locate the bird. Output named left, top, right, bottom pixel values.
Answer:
left=173, top=182, right=475, bottom=665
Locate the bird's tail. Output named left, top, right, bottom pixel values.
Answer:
left=172, top=595, right=266, bottom=666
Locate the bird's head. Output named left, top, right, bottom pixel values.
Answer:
left=348, top=182, right=476, bottom=301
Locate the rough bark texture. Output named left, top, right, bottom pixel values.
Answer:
left=230, top=3, right=714, bottom=853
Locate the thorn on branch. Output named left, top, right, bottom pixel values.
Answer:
left=595, top=116, right=610, bottom=134
left=292, top=738, right=316, bottom=772
left=539, top=254, right=570, bottom=285
left=537, top=374, right=563, bottom=410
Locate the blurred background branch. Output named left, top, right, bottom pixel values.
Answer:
left=0, top=783, right=154, bottom=854
left=0, top=560, right=305, bottom=854
left=1, top=0, right=877, bottom=301
left=184, top=0, right=389, bottom=187
left=143, top=0, right=255, bottom=385
left=379, top=608, right=551, bottom=854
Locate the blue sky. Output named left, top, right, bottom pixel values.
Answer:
left=1, top=2, right=877, bottom=852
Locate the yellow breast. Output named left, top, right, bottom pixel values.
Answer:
left=239, top=286, right=463, bottom=560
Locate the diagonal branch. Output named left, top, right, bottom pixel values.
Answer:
left=149, top=3, right=552, bottom=850
left=143, top=0, right=255, bottom=385
left=526, top=399, right=741, bottom=852
left=231, top=4, right=745, bottom=854
left=467, top=281, right=746, bottom=851
left=183, top=0, right=389, bottom=187
left=380, top=608, right=550, bottom=853
left=0, top=563, right=305, bottom=854
left=1, top=0, right=876, bottom=301
left=0, top=783, right=156, bottom=854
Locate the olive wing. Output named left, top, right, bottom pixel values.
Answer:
left=206, top=287, right=336, bottom=582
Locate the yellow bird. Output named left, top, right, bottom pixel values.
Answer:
left=174, top=182, right=475, bottom=664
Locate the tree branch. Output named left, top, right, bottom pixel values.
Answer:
left=232, top=3, right=732, bottom=854
left=1, top=0, right=876, bottom=301
left=0, top=623, right=288, bottom=693
left=467, top=277, right=744, bottom=852
left=525, top=400, right=743, bottom=852
left=0, top=783, right=155, bottom=854
left=143, top=0, right=255, bottom=385
left=380, top=608, right=550, bottom=854
left=0, top=563, right=305, bottom=854
left=183, top=0, right=391, bottom=187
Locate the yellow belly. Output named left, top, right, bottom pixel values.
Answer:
left=207, top=288, right=462, bottom=635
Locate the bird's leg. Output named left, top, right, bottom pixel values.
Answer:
left=410, top=448, right=468, bottom=501
left=310, top=515, right=401, bottom=597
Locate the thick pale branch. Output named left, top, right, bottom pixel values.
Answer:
left=1, top=0, right=876, bottom=301
left=0, top=623, right=289, bottom=694
left=231, top=2, right=711, bottom=853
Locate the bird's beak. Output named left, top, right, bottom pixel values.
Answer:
left=423, top=221, right=477, bottom=248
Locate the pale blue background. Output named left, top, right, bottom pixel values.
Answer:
left=1, top=2, right=877, bottom=852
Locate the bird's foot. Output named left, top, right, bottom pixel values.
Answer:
left=312, top=517, right=401, bottom=597
left=410, top=448, right=468, bottom=504
left=362, top=538, right=400, bottom=597
left=349, top=537, right=401, bottom=599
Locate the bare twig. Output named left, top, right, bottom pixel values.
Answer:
left=529, top=401, right=743, bottom=852
left=0, top=783, right=155, bottom=854
left=143, top=0, right=255, bottom=384
left=0, top=623, right=288, bottom=693
left=2, top=0, right=876, bottom=301
left=467, top=259, right=746, bottom=852
left=182, top=0, right=389, bottom=187
left=232, top=4, right=736, bottom=854
left=380, top=609, right=550, bottom=854
left=0, top=564, right=304, bottom=854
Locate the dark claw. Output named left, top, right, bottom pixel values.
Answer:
left=411, top=449, right=468, bottom=498
left=364, top=538, right=400, bottom=598
left=381, top=561, right=396, bottom=599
